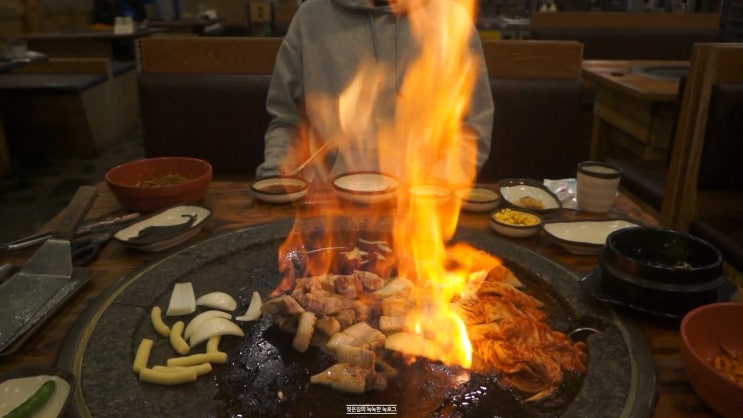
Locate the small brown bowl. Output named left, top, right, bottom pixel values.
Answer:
left=251, top=176, right=309, bottom=203
left=105, top=157, right=212, bottom=213
left=681, top=302, right=743, bottom=418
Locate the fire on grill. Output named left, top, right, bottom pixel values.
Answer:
left=252, top=0, right=589, bottom=408
left=260, top=239, right=587, bottom=402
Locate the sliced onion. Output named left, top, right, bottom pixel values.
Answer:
left=235, top=291, right=263, bottom=321
left=188, top=317, right=245, bottom=348
left=183, top=310, right=232, bottom=340
left=195, top=292, right=237, bottom=312
left=166, top=282, right=196, bottom=316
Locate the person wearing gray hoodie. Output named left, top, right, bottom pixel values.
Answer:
left=256, top=0, right=494, bottom=181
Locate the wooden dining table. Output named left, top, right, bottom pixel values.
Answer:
left=582, top=59, right=688, bottom=162
left=0, top=179, right=733, bottom=417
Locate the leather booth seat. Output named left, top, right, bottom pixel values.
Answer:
left=530, top=28, right=721, bottom=60
left=139, top=73, right=272, bottom=176
left=478, top=77, right=583, bottom=182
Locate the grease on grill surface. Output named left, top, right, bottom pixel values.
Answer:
left=213, top=317, right=582, bottom=417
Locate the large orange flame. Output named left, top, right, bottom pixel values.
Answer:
left=277, top=0, right=487, bottom=369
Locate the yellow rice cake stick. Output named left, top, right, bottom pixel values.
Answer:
left=151, top=306, right=170, bottom=338
left=132, top=338, right=154, bottom=374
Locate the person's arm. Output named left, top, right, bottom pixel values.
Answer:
left=256, top=28, right=306, bottom=179
left=463, top=32, right=494, bottom=173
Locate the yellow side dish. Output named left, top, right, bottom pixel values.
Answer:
left=493, top=208, right=540, bottom=226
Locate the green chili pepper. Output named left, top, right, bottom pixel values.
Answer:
left=2, top=379, right=56, bottom=418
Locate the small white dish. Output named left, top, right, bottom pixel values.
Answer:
left=251, top=176, right=309, bottom=203
left=455, top=187, right=499, bottom=212
left=543, top=219, right=640, bottom=255
left=113, top=205, right=211, bottom=252
left=332, top=171, right=399, bottom=204
left=0, top=367, right=74, bottom=418
left=489, top=208, right=543, bottom=238
left=498, top=178, right=561, bottom=211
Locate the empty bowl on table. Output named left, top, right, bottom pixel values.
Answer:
left=455, top=187, right=499, bottom=212
left=680, top=302, right=743, bottom=418
left=582, top=226, right=734, bottom=318
left=105, top=157, right=212, bottom=213
left=489, top=207, right=543, bottom=238
left=542, top=219, right=639, bottom=255
left=332, top=171, right=399, bottom=204
left=497, top=178, right=561, bottom=212
left=251, top=176, right=309, bottom=203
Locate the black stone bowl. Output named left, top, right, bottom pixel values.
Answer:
left=603, top=226, right=723, bottom=285
left=598, top=227, right=727, bottom=316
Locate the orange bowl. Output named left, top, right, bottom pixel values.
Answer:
left=680, top=302, right=743, bottom=418
left=105, top=157, right=212, bottom=212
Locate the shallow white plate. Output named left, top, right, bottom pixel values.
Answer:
left=498, top=179, right=561, bottom=211
left=251, top=177, right=308, bottom=203
left=543, top=219, right=640, bottom=255
left=333, top=172, right=399, bottom=204
left=113, top=205, right=211, bottom=252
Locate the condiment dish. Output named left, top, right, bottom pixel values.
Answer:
left=489, top=208, right=543, bottom=238
left=497, top=178, right=561, bottom=212
left=455, top=187, right=499, bottom=212
left=251, top=176, right=309, bottom=203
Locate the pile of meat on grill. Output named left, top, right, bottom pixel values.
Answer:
left=260, top=244, right=587, bottom=402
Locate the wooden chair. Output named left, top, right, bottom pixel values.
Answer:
left=661, top=43, right=743, bottom=279
left=136, top=37, right=282, bottom=176
left=478, top=40, right=584, bottom=182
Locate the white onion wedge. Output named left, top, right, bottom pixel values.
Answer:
left=235, top=291, right=263, bottom=321
left=183, top=310, right=232, bottom=340
left=188, top=316, right=245, bottom=348
left=195, top=291, right=237, bottom=312
left=166, top=282, right=196, bottom=316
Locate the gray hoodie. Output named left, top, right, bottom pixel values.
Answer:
left=256, top=0, right=494, bottom=181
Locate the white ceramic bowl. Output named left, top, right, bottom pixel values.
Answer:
left=455, top=187, right=500, bottom=212
left=332, top=171, right=399, bottom=204
left=489, top=208, right=543, bottom=238
left=251, top=176, right=309, bottom=203
left=497, top=178, right=561, bottom=211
